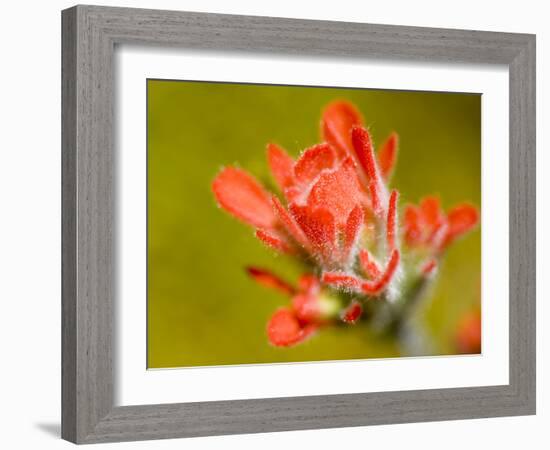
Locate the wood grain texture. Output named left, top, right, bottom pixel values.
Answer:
left=61, top=4, right=536, bottom=444
left=61, top=7, right=77, bottom=443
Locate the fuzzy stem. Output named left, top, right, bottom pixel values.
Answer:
left=370, top=273, right=433, bottom=336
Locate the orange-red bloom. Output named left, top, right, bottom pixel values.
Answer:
left=212, top=100, right=479, bottom=347
left=403, top=196, right=479, bottom=252
left=212, top=101, right=399, bottom=271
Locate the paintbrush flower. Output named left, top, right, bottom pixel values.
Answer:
left=212, top=100, right=479, bottom=347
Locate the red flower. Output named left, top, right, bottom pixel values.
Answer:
left=212, top=100, right=480, bottom=347
left=403, top=196, right=479, bottom=252
left=213, top=101, right=400, bottom=272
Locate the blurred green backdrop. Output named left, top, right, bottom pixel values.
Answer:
left=147, top=79, right=481, bottom=368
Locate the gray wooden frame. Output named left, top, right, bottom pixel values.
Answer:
left=61, top=4, right=536, bottom=444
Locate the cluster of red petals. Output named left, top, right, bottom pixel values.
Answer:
left=212, top=101, right=400, bottom=271
left=403, top=196, right=479, bottom=253
left=213, top=100, right=480, bottom=347
left=212, top=101, right=404, bottom=345
left=247, top=268, right=324, bottom=346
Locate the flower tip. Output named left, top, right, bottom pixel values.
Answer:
left=266, top=142, right=279, bottom=152
left=321, top=101, right=363, bottom=156
left=212, top=166, right=277, bottom=229
left=350, top=124, right=366, bottom=141
left=341, top=300, right=363, bottom=324
left=351, top=124, right=373, bottom=140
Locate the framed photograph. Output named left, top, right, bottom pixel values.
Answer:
left=61, top=5, right=536, bottom=444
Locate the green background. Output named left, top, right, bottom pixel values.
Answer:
left=147, top=80, right=481, bottom=368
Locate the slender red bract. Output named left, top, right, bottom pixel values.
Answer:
left=351, top=126, right=384, bottom=214
left=246, top=267, right=296, bottom=296
left=255, top=229, right=292, bottom=254
left=387, top=190, right=399, bottom=251
left=378, top=132, right=398, bottom=180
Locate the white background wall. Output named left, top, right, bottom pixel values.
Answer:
left=0, top=0, right=545, bottom=448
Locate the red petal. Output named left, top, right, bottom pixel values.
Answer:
left=267, top=308, right=317, bottom=347
left=255, top=229, right=293, bottom=254
left=361, top=249, right=400, bottom=295
left=267, top=143, right=295, bottom=191
left=446, top=204, right=479, bottom=241
left=378, top=133, right=398, bottom=180
left=321, top=100, right=363, bottom=157
left=294, top=143, right=336, bottom=186
left=271, top=196, right=311, bottom=250
left=359, top=249, right=382, bottom=279
left=351, top=126, right=384, bottom=214
left=322, top=272, right=362, bottom=291
left=386, top=190, right=399, bottom=251
left=246, top=267, right=295, bottom=296
left=306, top=157, right=364, bottom=227
left=420, top=196, right=444, bottom=230
left=404, top=205, right=422, bottom=246
left=289, top=204, right=336, bottom=256
left=341, top=300, right=363, bottom=324
left=342, top=205, right=364, bottom=261
left=213, top=167, right=277, bottom=229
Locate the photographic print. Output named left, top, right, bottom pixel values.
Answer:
left=147, top=80, right=481, bottom=369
